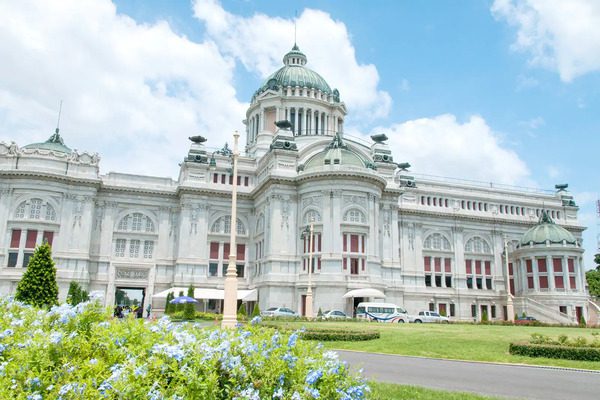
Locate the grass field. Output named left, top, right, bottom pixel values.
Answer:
left=269, top=321, right=600, bottom=370
left=368, top=382, right=502, bottom=400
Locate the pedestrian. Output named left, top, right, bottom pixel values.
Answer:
left=146, top=303, right=152, bottom=318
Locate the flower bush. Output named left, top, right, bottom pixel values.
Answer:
left=0, top=298, right=369, bottom=399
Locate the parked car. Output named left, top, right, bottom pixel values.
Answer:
left=515, top=316, right=537, bottom=325
left=261, top=307, right=298, bottom=318
left=355, top=302, right=410, bottom=323
left=410, top=311, right=450, bottom=323
left=321, top=310, right=350, bottom=320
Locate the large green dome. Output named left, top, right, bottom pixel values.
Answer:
left=254, top=45, right=332, bottom=97
left=520, top=211, right=577, bottom=246
left=23, top=129, right=72, bottom=154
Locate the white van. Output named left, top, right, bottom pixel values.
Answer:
left=355, top=302, right=409, bottom=323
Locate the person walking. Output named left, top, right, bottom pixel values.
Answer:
left=146, top=303, right=152, bottom=318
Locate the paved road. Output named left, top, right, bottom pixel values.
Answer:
left=337, top=350, right=600, bottom=400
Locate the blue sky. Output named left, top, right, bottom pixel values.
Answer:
left=0, top=0, right=598, bottom=266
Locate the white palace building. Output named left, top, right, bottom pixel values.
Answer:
left=0, top=45, right=595, bottom=323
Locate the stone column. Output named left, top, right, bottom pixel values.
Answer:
left=260, top=108, right=265, bottom=131
left=295, top=108, right=300, bottom=135
left=547, top=255, right=555, bottom=290
left=453, top=227, right=465, bottom=288
left=532, top=257, right=538, bottom=291
left=563, top=255, right=570, bottom=290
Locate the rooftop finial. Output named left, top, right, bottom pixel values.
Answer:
left=55, top=100, right=63, bottom=134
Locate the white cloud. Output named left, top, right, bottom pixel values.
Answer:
left=192, top=0, right=391, bottom=122
left=492, top=0, right=600, bottom=82
left=0, top=0, right=247, bottom=177
left=370, top=114, right=532, bottom=185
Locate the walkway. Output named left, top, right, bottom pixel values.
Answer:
left=337, top=350, right=600, bottom=400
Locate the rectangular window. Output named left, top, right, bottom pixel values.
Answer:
left=237, top=176, right=241, bottom=186
left=10, top=229, right=21, bottom=248
left=449, top=303, right=455, bottom=317
left=236, top=264, right=244, bottom=278
left=7, top=252, right=18, bottom=268
left=527, top=276, right=535, bottom=289
left=424, top=256, right=431, bottom=272
left=435, top=275, right=442, bottom=287
left=445, top=275, right=452, bottom=288
left=210, top=242, right=219, bottom=259
left=537, top=258, right=547, bottom=273
left=221, top=174, right=226, bottom=184
left=22, top=252, right=33, bottom=267
left=425, top=274, right=432, bottom=287
left=467, top=277, right=473, bottom=289
left=471, top=304, right=477, bottom=318
left=343, top=257, right=347, bottom=270
left=223, top=243, right=230, bottom=258
left=484, top=261, right=491, bottom=276
left=143, top=241, right=154, bottom=259
left=350, top=258, right=359, bottom=275
left=559, top=306, right=567, bottom=315
left=491, top=305, right=496, bottom=319
left=244, top=176, right=249, bottom=186
left=229, top=175, right=233, bottom=185
left=209, top=262, right=218, bottom=277
left=555, top=275, right=564, bottom=289
left=444, top=258, right=451, bottom=273
left=115, top=239, right=126, bottom=257
left=553, top=258, right=563, bottom=273
left=350, top=235, right=358, bottom=252
left=476, top=277, right=483, bottom=289
left=213, top=174, right=218, bottom=183
left=429, top=302, right=435, bottom=312
left=43, top=231, right=54, bottom=246
left=569, top=276, right=577, bottom=290
left=526, top=259, right=533, bottom=273
left=475, top=260, right=482, bottom=275
left=129, top=240, right=140, bottom=258
left=25, top=230, right=37, bottom=249
left=434, top=257, right=441, bottom=273
left=465, top=259, right=472, bottom=274
left=485, top=278, right=492, bottom=290
left=237, top=244, right=245, bottom=261
left=567, top=258, right=575, bottom=273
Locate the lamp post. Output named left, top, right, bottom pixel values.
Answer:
left=222, top=131, right=240, bottom=328
left=302, top=222, right=314, bottom=319
left=504, top=236, right=515, bottom=322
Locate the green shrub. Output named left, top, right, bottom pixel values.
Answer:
left=579, top=315, right=587, bottom=327
left=481, top=310, right=488, bottom=323
left=66, top=281, right=89, bottom=306
left=164, top=292, right=173, bottom=314
left=183, top=286, right=195, bottom=320
left=317, top=307, right=323, bottom=318
left=176, top=290, right=184, bottom=313
left=15, top=243, right=58, bottom=308
left=238, top=303, right=247, bottom=319
left=509, top=342, right=600, bottom=361
left=251, top=303, right=260, bottom=318
left=264, top=323, right=380, bottom=341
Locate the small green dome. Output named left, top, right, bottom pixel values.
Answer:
left=254, top=45, right=332, bottom=97
left=23, top=129, right=72, bottom=154
left=520, top=211, right=577, bottom=246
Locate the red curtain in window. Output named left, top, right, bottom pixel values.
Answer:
left=509, top=279, right=515, bottom=295
left=526, top=259, right=533, bottom=273
left=527, top=276, right=534, bottom=289
left=343, top=234, right=347, bottom=252
left=567, top=258, right=574, bottom=273
left=444, top=258, right=451, bottom=273
left=569, top=276, right=577, bottom=289
left=553, top=258, right=562, bottom=272
left=223, top=243, right=230, bottom=258
left=555, top=276, right=564, bottom=289
left=25, top=230, right=37, bottom=249
left=484, top=261, right=491, bottom=276
left=350, top=235, right=358, bottom=252
left=537, top=258, right=547, bottom=273
left=361, top=236, right=365, bottom=253
left=465, top=259, right=472, bottom=274
left=434, top=257, right=441, bottom=272
left=10, top=229, right=21, bottom=248
left=539, top=276, right=548, bottom=289
left=210, top=242, right=219, bottom=259
left=237, top=244, right=245, bottom=261
left=475, top=260, right=481, bottom=275
left=229, top=175, right=233, bottom=184
left=43, top=231, right=54, bottom=246
left=424, top=256, right=431, bottom=272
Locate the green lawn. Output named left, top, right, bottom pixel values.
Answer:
left=368, top=382, right=503, bottom=400
left=268, top=321, right=600, bottom=370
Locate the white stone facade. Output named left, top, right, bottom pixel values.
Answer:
left=0, top=46, right=590, bottom=323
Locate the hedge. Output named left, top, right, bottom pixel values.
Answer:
left=263, top=323, right=380, bottom=341
left=509, top=342, right=600, bottom=361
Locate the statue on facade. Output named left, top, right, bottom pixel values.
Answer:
left=188, top=135, right=207, bottom=144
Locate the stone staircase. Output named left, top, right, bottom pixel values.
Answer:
left=588, top=298, right=600, bottom=326
left=515, top=297, right=576, bottom=325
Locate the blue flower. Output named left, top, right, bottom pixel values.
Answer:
left=49, top=331, right=63, bottom=344
left=287, top=332, right=298, bottom=347
left=26, top=394, right=42, bottom=400
left=250, top=316, right=262, bottom=325
left=305, top=369, right=323, bottom=385
left=306, top=387, right=320, bottom=398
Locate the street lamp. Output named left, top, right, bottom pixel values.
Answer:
left=221, top=131, right=240, bottom=328
left=301, top=222, right=314, bottom=319
left=503, top=236, right=515, bottom=322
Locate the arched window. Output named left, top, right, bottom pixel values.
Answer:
left=423, top=233, right=451, bottom=251
left=303, top=210, right=321, bottom=224
left=343, top=209, right=366, bottom=224
left=117, top=213, right=155, bottom=233
left=211, top=216, right=246, bottom=235
left=13, top=198, right=57, bottom=222
left=465, top=236, right=491, bottom=254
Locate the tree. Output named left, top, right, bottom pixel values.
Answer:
left=237, top=303, right=247, bottom=319
left=15, top=243, right=58, bottom=308
left=317, top=307, right=323, bottom=318
left=165, top=292, right=174, bottom=314
left=183, top=286, right=196, bottom=320
left=586, top=268, right=600, bottom=297
left=67, top=281, right=89, bottom=306
left=176, top=291, right=185, bottom=313
left=251, top=303, right=260, bottom=318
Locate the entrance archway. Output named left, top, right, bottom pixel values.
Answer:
left=115, top=287, right=145, bottom=318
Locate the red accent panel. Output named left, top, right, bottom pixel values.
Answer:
left=508, top=263, right=513, bottom=276
left=567, top=258, right=575, bottom=273
left=509, top=279, right=515, bottom=295
left=569, top=276, right=577, bottom=289
left=223, top=243, right=230, bottom=258
left=237, top=244, right=245, bottom=261
left=343, top=234, right=347, bottom=252
left=424, top=256, right=431, bottom=272
left=465, top=259, right=472, bottom=275
left=434, top=257, right=441, bottom=272
left=527, top=276, right=534, bottom=289
left=537, top=258, right=547, bottom=273
left=350, top=235, right=358, bottom=252
left=43, top=231, right=54, bottom=246
left=210, top=242, right=219, bottom=259
left=555, top=276, right=564, bottom=289
left=553, top=258, right=562, bottom=272
left=484, top=261, right=491, bottom=276
left=539, top=276, right=548, bottom=289
left=475, top=260, right=481, bottom=275
left=25, top=230, right=37, bottom=249
left=10, top=229, right=21, bottom=248
left=361, top=236, right=365, bottom=253
left=526, top=259, right=533, bottom=273
left=444, top=258, right=451, bottom=273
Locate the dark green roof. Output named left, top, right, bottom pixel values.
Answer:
left=254, top=45, right=332, bottom=97
left=23, top=129, right=72, bottom=154
left=520, top=211, right=577, bottom=246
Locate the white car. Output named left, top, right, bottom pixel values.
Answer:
left=321, top=310, right=350, bottom=319
left=261, top=307, right=299, bottom=318
left=411, top=311, right=450, bottom=323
